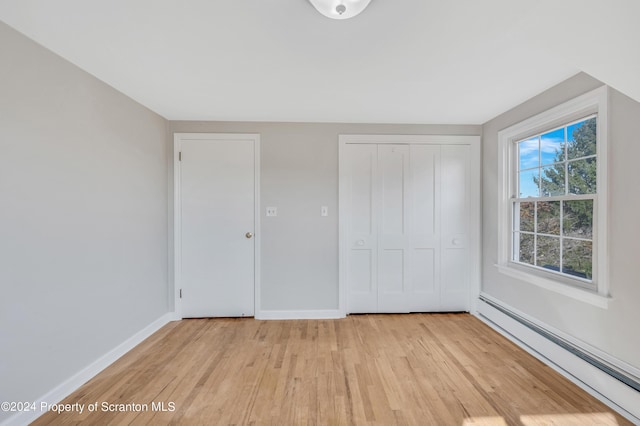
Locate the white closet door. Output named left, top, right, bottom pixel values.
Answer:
left=440, top=145, right=470, bottom=311
left=377, top=145, right=411, bottom=312
left=409, top=145, right=441, bottom=312
left=345, top=144, right=378, bottom=313
left=343, top=141, right=472, bottom=314
left=180, top=137, right=255, bottom=318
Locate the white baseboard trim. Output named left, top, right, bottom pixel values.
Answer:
left=255, top=310, right=345, bottom=320
left=474, top=296, right=640, bottom=424
left=1, top=312, right=174, bottom=426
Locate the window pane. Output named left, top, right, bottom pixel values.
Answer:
left=567, top=117, right=597, bottom=159
left=568, top=158, right=597, bottom=194
left=518, top=202, right=534, bottom=232
left=516, top=233, right=534, bottom=265
left=519, top=169, right=540, bottom=198
left=519, top=137, right=539, bottom=170
left=540, top=128, right=565, bottom=165
left=563, top=200, right=593, bottom=239
left=563, top=239, right=593, bottom=279
left=537, top=236, right=560, bottom=272
left=537, top=201, right=560, bottom=235
left=540, top=164, right=565, bottom=196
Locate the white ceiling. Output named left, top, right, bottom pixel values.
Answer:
left=1, top=0, right=638, bottom=124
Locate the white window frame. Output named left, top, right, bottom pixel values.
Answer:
left=496, top=86, right=610, bottom=308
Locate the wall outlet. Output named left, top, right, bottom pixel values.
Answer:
left=266, top=206, right=277, bottom=217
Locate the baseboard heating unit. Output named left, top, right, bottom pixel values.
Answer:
left=475, top=293, right=640, bottom=424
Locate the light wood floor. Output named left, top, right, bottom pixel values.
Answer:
left=33, top=314, right=630, bottom=425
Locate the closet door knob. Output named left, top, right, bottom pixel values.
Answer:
left=246, top=232, right=253, bottom=239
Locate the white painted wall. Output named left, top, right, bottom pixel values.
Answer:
left=167, top=122, right=481, bottom=312
left=0, top=22, right=168, bottom=423
left=482, top=72, right=640, bottom=369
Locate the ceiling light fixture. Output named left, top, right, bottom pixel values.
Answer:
left=308, top=0, right=373, bottom=20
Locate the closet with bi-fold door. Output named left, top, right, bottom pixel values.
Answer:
left=339, top=135, right=480, bottom=314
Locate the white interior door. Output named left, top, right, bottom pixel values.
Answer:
left=342, top=139, right=472, bottom=313
left=344, top=144, right=378, bottom=313
left=178, top=135, right=257, bottom=318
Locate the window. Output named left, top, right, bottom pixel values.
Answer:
left=514, top=116, right=597, bottom=283
left=497, top=87, right=609, bottom=306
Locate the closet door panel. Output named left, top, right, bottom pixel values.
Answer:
left=345, top=144, right=378, bottom=313
left=440, top=145, right=470, bottom=311
left=412, top=249, right=436, bottom=295
left=409, top=145, right=441, bottom=311
left=378, top=145, right=410, bottom=312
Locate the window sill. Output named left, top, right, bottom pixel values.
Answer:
left=495, top=263, right=610, bottom=309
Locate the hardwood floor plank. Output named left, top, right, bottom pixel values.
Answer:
left=31, top=314, right=631, bottom=425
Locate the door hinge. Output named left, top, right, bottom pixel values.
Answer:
left=179, top=289, right=182, bottom=298
left=179, top=152, right=182, bottom=161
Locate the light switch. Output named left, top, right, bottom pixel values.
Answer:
left=266, top=206, right=277, bottom=217
left=321, top=206, right=328, bottom=217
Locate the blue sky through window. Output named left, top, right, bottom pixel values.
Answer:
left=540, top=128, right=564, bottom=165
left=517, top=125, right=568, bottom=198
left=519, top=137, right=539, bottom=170
left=519, top=169, right=539, bottom=197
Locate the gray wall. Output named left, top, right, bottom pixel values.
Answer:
left=482, top=72, right=640, bottom=368
left=167, top=122, right=481, bottom=311
left=0, top=22, right=168, bottom=420
left=9, top=13, right=638, bottom=420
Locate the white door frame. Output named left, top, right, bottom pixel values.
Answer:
left=338, top=134, right=481, bottom=316
left=174, top=133, right=261, bottom=319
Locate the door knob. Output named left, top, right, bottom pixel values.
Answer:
left=245, top=232, right=253, bottom=239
